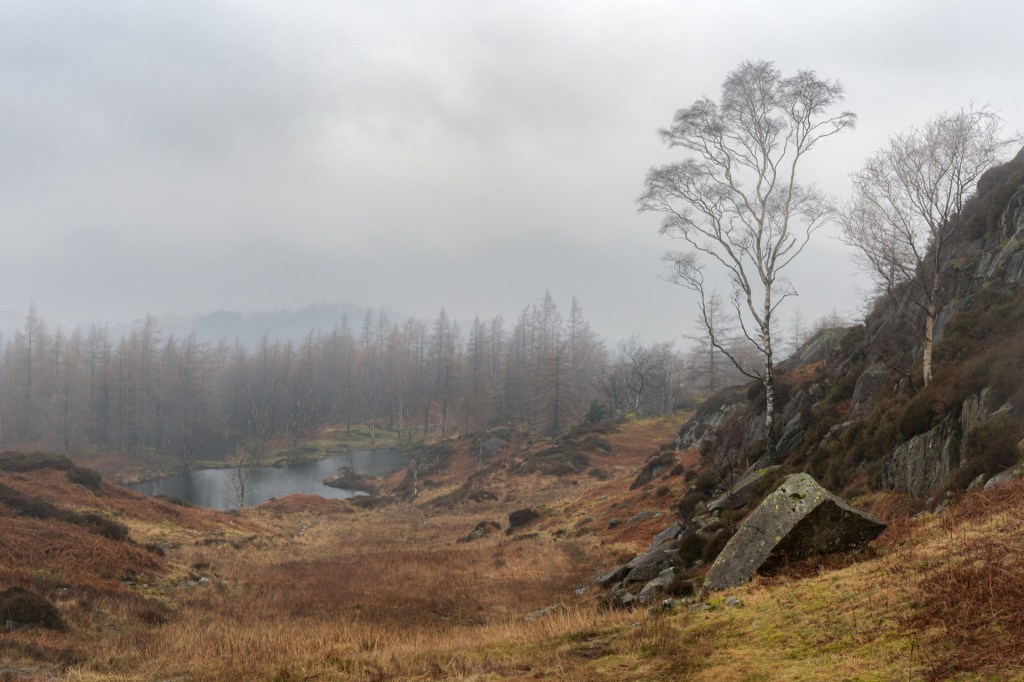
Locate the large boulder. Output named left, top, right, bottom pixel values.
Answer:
left=703, top=473, right=885, bottom=592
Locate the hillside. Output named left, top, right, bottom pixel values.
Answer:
left=675, top=146, right=1024, bottom=505
left=2, top=412, right=1023, bottom=680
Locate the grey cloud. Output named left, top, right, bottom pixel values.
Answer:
left=0, top=0, right=1021, bottom=345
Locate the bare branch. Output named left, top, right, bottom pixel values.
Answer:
left=641, top=60, right=854, bottom=463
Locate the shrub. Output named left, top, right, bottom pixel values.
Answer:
left=677, top=533, right=706, bottom=566
left=0, top=587, right=66, bottom=631
left=0, top=482, right=129, bottom=541
left=76, top=512, right=130, bottom=541
left=675, top=488, right=709, bottom=519
left=701, top=528, right=733, bottom=565
left=66, top=465, right=102, bottom=493
left=506, top=508, right=540, bottom=533
left=899, top=393, right=939, bottom=438
left=0, top=452, right=73, bottom=473
left=155, top=494, right=193, bottom=507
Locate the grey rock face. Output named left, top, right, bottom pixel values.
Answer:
left=675, top=401, right=742, bottom=451
left=883, top=390, right=996, bottom=497
left=883, top=421, right=960, bottom=498
left=703, top=473, right=886, bottom=592
left=849, top=363, right=889, bottom=420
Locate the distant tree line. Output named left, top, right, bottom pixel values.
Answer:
left=0, top=291, right=835, bottom=464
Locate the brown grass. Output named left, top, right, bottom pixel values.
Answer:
left=891, top=480, right=1024, bottom=680
left=16, top=415, right=1024, bottom=680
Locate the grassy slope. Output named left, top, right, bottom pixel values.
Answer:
left=2, top=416, right=1023, bottom=681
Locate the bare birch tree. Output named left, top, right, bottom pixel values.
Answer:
left=840, top=105, right=1014, bottom=386
left=639, top=60, right=855, bottom=464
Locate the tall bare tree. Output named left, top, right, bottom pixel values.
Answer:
left=840, top=105, right=1014, bottom=386
left=639, top=60, right=855, bottom=463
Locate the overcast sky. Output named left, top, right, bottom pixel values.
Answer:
left=1, top=0, right=1022, bottom=346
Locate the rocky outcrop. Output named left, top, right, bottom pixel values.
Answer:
left=883, top=389, right=999, bottom=497
left=630, top=451, right=677, bottom=490
left=675, top=395, right=744, bottom=452
left=975, top=186, right=1024, bottom=287
left=323, top=470, right=378, bottom=495
left=598, top=520, right=686, bottom=606
left=703, top=474, right=885, bottom=592
left=775, top=391, right=810, bottom=456
left=514, top=448, right=590, bottom=477
left=849, top=363, right=890, bottom=419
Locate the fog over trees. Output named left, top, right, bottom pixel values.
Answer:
left=0, top=289, right=809, bottom=461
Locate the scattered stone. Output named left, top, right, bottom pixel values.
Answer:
left=967, top=473, right=987, bottom=491
left=459, top=520, right=502, bottom=543
left=638, top=568, right=676, bottom=601
left=624, top=565, right=663, bottom=585
left=630, top=452, right=677, bottom=490
left=933, top=491, right=955, bottom=515
left=628, top=511, right=659, bottom=526
left=647, top=522, right=683, bottom=552
left=607, top=517, right=623, bottom=529
left=523, top=604, right=564, bottom=622
left=704, top=473, right=886, bottom=592
left=596, top=565, right=630, bottom=588
left=688, top=602, right=712, bottom=613
left=725, top=596, right=743, bottom=608
left=984, top=466, right=1022, bottom=491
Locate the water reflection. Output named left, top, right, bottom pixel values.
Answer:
left=129, top=449, right=406, bottom=510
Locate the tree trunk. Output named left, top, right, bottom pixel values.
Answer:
left=923, top=307, right=935, bottom=387
left=762, top=296, right=777, bottom=465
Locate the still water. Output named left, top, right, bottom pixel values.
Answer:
left=129, top=449, right=407, bottom=510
